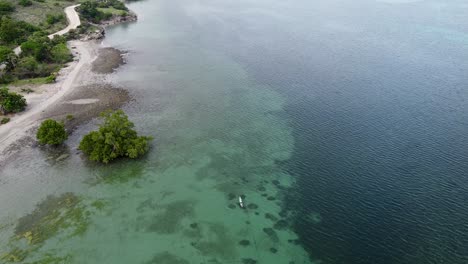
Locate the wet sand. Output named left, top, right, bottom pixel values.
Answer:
left=0, top=41, right=130, bottom=164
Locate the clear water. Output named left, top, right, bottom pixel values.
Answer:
left=1, top=0, right=468, bottom=263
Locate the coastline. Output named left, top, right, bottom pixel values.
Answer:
left=0, top=7, right=136, bottom=164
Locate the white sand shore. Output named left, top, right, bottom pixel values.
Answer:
left=0, top=40, right=100, bottom=157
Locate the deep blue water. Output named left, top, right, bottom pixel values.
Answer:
left=111, top=0, right=468, bottom=262
left=210, top=0, right=468, bottom=262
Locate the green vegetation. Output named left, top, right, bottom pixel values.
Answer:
left=97, top=7, right=127, bottom=16
left=1, top=248, right=27, bottom=262
left=0, top=0, right=74, bottom=86
left=79, top=110, right=152, bottom=164
left=18, top=0, right=32, bottom=7
left=2, top=34, right=72, bottom=81
left=0, top=87, right=26, bottom=114
left=45, top=13, right=65, bottom=25
left=1, top=194, right=109, bottom=263
left=11, top=76, right=48, bottom=85
left=78, top=1, right=111, bottom=23
left=0, top=116, right=9, bottom=124
left=78, top=0, right=128, bottom=23
left=0, top=17, right=38, bottom=45
left=0, top=0, right=132, bottom=86
left=0, top=1, right=14, bottom=16
left=36, top=119, right=68, bottom=145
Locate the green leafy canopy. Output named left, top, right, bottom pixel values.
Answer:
left=36, top=119, right=68, bottom=145
left=0, top=87, right=27, bottom=114
left=79, top=110, right=152, bottom=164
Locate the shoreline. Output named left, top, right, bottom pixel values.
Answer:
left=0, top=8, right=136, bottom=163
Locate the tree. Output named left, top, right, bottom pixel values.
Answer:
left=14, top=56, right=38, bottom=78
left=0, top=17, right=37, bottom=44
left=50, top=43, right=72, bottom=63
left=36, top=119, right=68, bottom=145
left=0, top=17, right=20, bottom=43
left=0, top=1, right=14, bottom=15
left=20, top=33, right=50, bottom=61
left=0, top=45, right=15, bottom=70
left=46, top=13, right=65, bottom=25
left=0, top=87, right=27, bottom=114
left=79, top=110, right=152, bottom=163
left=18, top=0, right=32, bottom=7
left=78, top=1, right=111, bottom=23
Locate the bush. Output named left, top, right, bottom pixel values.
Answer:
left=0, top=45, right=15, bottom=70
left=79, top=110, right=152, bottom=163
left=18, top=0, right=33, bottom=7
left=0, top=1, right=14, bottom=15
left=1, top=117, right=9, bottom=124
left=45, top=73, right=56, bottom=83
left=50, top=43, right=72, bottom=63
left=36, top=119, right=68, bottom=145
left=0, top=87, right=27, bottom=114
left=78, top=1, right=111, bottom=23
left=0, top=17, right=38, bottom=45
left=46, top=13, right=65, bottom=25
left=14, top=56, right=38, bottom=78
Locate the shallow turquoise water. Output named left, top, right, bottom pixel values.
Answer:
left=2, top=0, right=468, bottom=263
left=0, top=1, right=312, bottom=263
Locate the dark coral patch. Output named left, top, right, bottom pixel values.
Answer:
left=263, top=227, right=279, bottom=242
left=273, top=220, right=288, bottom=230
left=239, top=239, right=250, bottom=246
left=247, top=203, right=258, bottom=209
left=242, top=258, right=257, bottom=264
left=265, top=213, right=278, bottom=222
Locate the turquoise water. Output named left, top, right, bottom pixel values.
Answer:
left=2, top=0, right=468, bottom=263
left=0, top=1, right=311, bottom=263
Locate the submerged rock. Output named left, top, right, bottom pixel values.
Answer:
left=272, top=180, right=280, bottom=185
left=267, top=196, right=276, bottom=201
left=55, top=153, right=69, bottom=161
left=239, top=239, right=250, bottom=246
left=144, top=251, right=189, bottom=264
left=257, top=186, right=266, bottom=192
left=279, top=210, right=288, bottom=217
left=262, top=227, right=279, bottom=242
left=242, top=258, right=257, bottom=264
left=273, top=219, right=288, bottom=230
left=227, top=193, right=236, bottom=200
left=189, top=223, right=198, bottom=229
left=287, top=239, right=300, bottom=245
left=270, top=247, right=278, bottom=253
left=247, top=203, right=258, bottom=209
left=265, top=213, right=278, bottom=222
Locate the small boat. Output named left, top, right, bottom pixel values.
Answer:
left=239, top=196, right=244, bottom=208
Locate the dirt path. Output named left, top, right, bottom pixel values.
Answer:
left=14, top=4, right=81, bottom=55
left=0, top=40, right=98, bottom=156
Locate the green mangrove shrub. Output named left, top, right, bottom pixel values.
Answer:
left=79, top=110, right=152, bottom=163
left=36, top=119, right=68, bottom=145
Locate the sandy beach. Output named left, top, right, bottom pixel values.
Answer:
left=0, top=12, right=131, bottom=163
